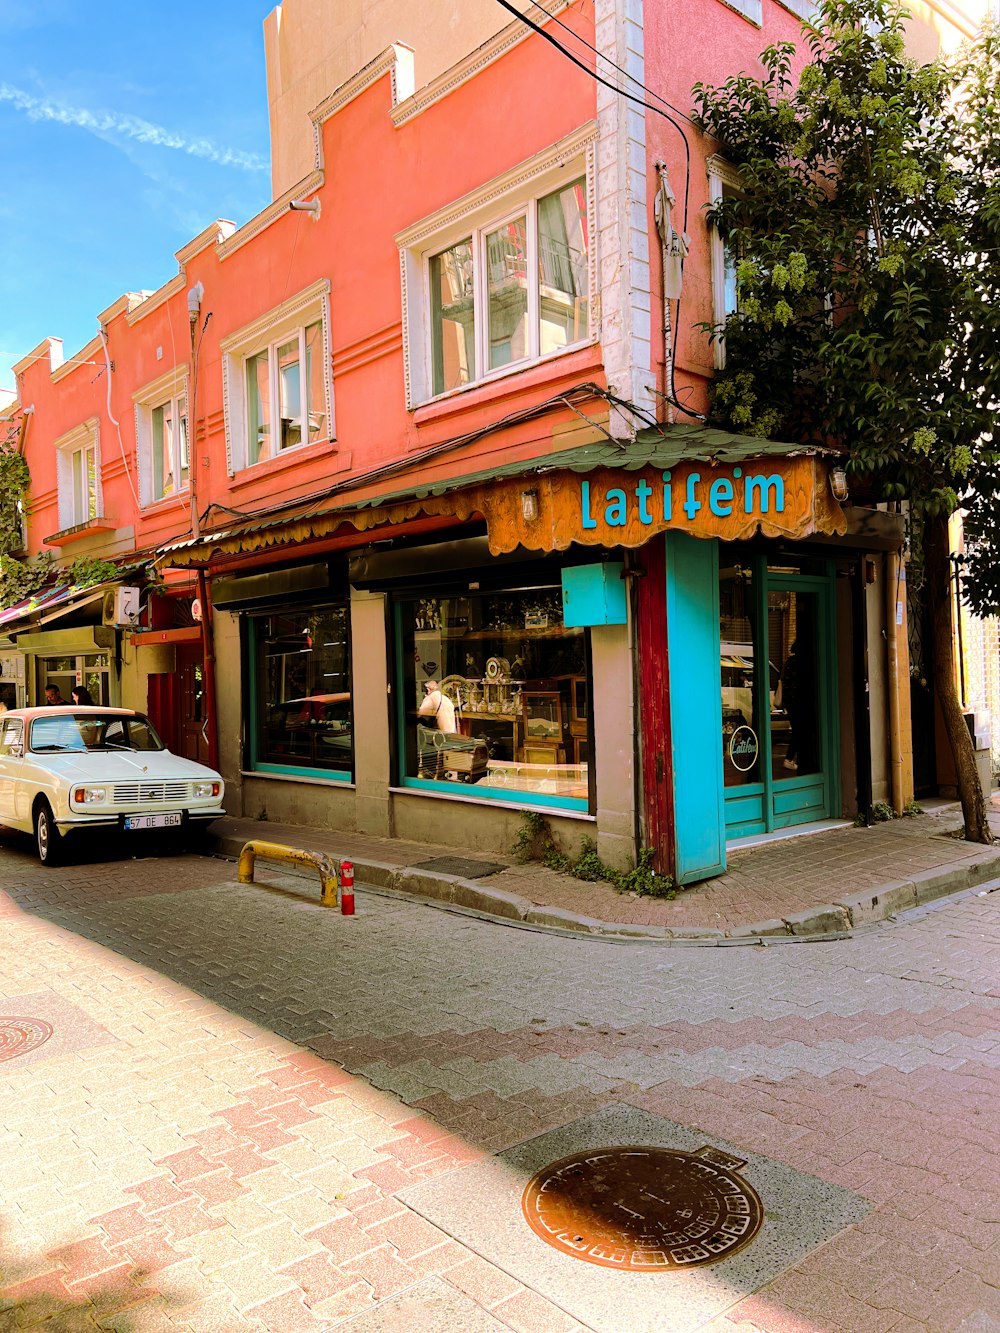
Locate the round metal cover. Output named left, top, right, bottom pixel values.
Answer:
left=521, top=1144, right=764, bottom=1270
left=0, top=1017, right=53, bottom=1063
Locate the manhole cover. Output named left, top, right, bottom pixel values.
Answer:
left=521, top=1144, right=764, bottom=1270
left=412, top=857, right=508, bottom=879
left=0, top=1017, right=54, bottom=1062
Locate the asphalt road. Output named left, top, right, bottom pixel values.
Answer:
left=1, top=834, right=998, bottom=1331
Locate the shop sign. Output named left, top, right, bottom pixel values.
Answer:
left=728, top=725, right=759, bottom=772
left=581, top=467, right=785, bottom=531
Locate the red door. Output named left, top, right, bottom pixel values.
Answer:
left=176, top=644, right=208, bottom=764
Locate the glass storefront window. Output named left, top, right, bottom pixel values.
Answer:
left=397, top=586, right=590, bottom=808
left=720, top=563, right=761, bottom=788
left=41, top=655, right=110, bottom=705
left=251, top=607, right=352, bottom=776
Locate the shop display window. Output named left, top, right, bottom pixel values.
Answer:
left=397, top=586, right=590, bottom=810
left=249, top=607, right=352, bottom=778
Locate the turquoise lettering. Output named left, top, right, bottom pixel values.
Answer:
left=581, top=479, right=598, bottom=529
left=744, top=473, right=785, bottom=514
left=635, top=479, right=653, bottom=524
left=605, top=488, right=627, bottom=526
left=662, top=472, right=672, bottom=520
left=684, top=473, right=702, bottom=520
left=709, top=477, right=734, bottom=517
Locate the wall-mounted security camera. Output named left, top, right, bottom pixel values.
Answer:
left=289, top=198, right=321, bottom=218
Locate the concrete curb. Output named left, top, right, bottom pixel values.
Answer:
left=208, top=831, right=1000, bottom=942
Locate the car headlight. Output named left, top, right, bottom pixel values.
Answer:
left=193, top=781, right=221, bottom=798
left=73, top=787, right=107, bottom=804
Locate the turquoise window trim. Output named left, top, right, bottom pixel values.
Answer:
left=399, top=775, right=589, bottom=812
left=253, top=761, right=352, bottom=782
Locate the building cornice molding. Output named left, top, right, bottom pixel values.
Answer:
left=132, top=363, right=190, bottom=406
left=390, top=1, right=570, bottom=127
left=216, top=170, right=324, bottom=260
left=309, top=45, right=415, bottom=171
left=176, top=219, right=236, bottom=266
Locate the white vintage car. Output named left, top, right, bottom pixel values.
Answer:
left=0, top=707, right=225, bottom=865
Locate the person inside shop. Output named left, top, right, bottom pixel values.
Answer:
left=71, top=685, right=94, bottom=706
left=779, top=640, right=817, bottom=773
left=417, top=680, right=457, bottom=733
left=44, top=684, right=66, bottom=707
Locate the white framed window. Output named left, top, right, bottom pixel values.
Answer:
left=397, top=126, right=597, bottom=408
left=221, top=280, right=333, bottom=475
left=708, top=156, right=744, bottom=369
left=134, top=366, right=189, bottom=506
left=55, top=419, right=102, bottom=531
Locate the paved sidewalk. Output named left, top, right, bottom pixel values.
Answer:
left=207, top=799, right=1000, bottom=940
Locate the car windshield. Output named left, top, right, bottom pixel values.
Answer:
left=29, top=713, right=166, bottom=754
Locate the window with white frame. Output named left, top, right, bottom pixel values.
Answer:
left=221, top=280, right=333, bottom=475
left=134, top=368, right=189, bottom=506
left=397, top=128, right=597, bottom=407
left=55, top=419, right=102, bottom=530
left=708, top=156, right=744, bottom=368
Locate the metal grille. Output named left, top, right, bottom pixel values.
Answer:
left=112, top=782, right=190, bottom=804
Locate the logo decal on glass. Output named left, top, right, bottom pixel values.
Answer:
left=729, top=725, right=759, bottom=772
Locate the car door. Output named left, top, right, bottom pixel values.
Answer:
left=0, top=717, right=25, bottom=827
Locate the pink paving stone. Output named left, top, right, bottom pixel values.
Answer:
left=339, top=1243, right=420, bottom=1299
left=305, top=1217, right=382, bottom=1265
left=363, top=1210, right=448, bottom=1260
left=447, top=1255, right=524, bottom=1308
left=354, top=1160, right=414, bottom=1193
left=125, top=1175, right=195, bottom=1212
left=406, top=1239, right=470, bottom=1276
left=186, top=1169, right=244, bottom=1208
left=340, top=1185, right=383, bottom=1213
left=88, top=1203, right=153, bottom=1244
left=262, top=1064, right=316, bottom=1091
left=349, top=1198, right=409, bottom=1229
left=214, top=1105, right=273, bottom=1131
left=214, top=1146, right=273, bottom=1179
left=291, top=1081, right=346, bottom=1109
left=155, top=1146, right=217, bottom=1183
left=62, top=1261, right=137, bottom=1299
left=112, top=1226, right=188, bottom=1275
left=2, top=1271, right=75, bottom=1303
left=245, top=1287, right=326, bottom=1332
left=311, top=1279, right=376, bottom=1323
left=490, top=1288, right=580, bottom=1332
left=46, top=1235, right=120, bottom=1280
left=156, top=1199, right=227, bottom=1242
left=184, top=1124, right=243, bottom=1154
left=391, top=1115, right=452, bottom=1144
left=262, top=1098, right=321, bottom=1129
left=279, top=1252, right=357, bottom=1307
left=729, top=1296, right=832, bottom=1333
left=241, top=1121, right=297, bottom=1153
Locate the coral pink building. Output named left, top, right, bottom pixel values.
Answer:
left=0, top=0, right=907, bottom=880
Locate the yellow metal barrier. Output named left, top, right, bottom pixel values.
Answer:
left=237, top=840, right=339, bottom=908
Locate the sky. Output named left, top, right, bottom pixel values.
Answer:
left=0, top=0, right=275, bottom=393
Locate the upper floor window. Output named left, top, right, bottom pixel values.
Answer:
left=397, top=126, right=597, bottom=408
left=134, top=367, right=189, bottom=506
left=55, top=419, right=102, bottom=530
left=708, top=156, right=744, bottom=369
left=221, top=280, right=333, bottom=475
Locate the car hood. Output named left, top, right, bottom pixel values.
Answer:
left=30, top=752, right=222, bottom=784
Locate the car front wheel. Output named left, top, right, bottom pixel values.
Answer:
left=34, top=801, right=62, bottom=866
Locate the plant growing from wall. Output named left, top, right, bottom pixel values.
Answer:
left=693, top=0, right=1000, bottom=843
left=67, top=556, right=120, bottom=588
left=0, top=437, right=48, bottom=611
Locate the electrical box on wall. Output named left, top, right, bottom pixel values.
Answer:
left=561, top=563, right=627, bottom=627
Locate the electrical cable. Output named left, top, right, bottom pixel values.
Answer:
left=99, top=329, right=141, bottom=509
left=494, top=0, right=692, bottom=231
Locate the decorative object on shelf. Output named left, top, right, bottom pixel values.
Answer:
left=485, top=656, right=510, bottom=682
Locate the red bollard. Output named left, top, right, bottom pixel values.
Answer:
left=340, top=860, right=355, bottom=915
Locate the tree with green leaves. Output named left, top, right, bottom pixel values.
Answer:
left=693, top=0, right=1000, bottom=843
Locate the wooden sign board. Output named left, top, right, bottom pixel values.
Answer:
left=357, top=454, right=847, bottom=555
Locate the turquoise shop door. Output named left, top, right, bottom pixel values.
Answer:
left=665, top=533, right=726, bottom=882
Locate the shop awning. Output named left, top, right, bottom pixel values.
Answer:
left=0, top=567, right=144, bottom=634
left=160, top=423, right=849, bottom=567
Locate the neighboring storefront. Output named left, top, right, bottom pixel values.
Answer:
left=163, top=426, right=903, bottom=883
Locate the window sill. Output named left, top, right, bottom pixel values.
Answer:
left=391, top=781, right=592, bottom=817
left=242, top=768, right=355, bottom=787
left=716, top=0, right=762, bottom=23
left=411, top=340, right=601, bottom=425
left=140, top=493, right=189, bottom=517
left=44, top=517, right=117, bottom=546
left=230, top=439, right=350, bottom=490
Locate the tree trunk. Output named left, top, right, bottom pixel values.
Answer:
left=925, top=513, right=993, bottom=844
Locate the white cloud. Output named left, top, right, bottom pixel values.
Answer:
left=0, top=82, right=267, bottom=173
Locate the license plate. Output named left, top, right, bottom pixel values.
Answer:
left=124, top=813, right=183, bottom=830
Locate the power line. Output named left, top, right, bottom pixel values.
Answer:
left=494, top=0, right=692, bottom=230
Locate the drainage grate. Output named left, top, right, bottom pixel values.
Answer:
left=521, top=1144, right=764, bottom=1271
left=0, top=1017, right=54, bottom=1063
left=412, top=857, right=508, bottom=879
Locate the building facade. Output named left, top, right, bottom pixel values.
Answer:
left=1, top=0, right=918, bottom=881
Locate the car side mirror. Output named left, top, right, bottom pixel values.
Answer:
left=7, top=743, right=22, bottom=758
